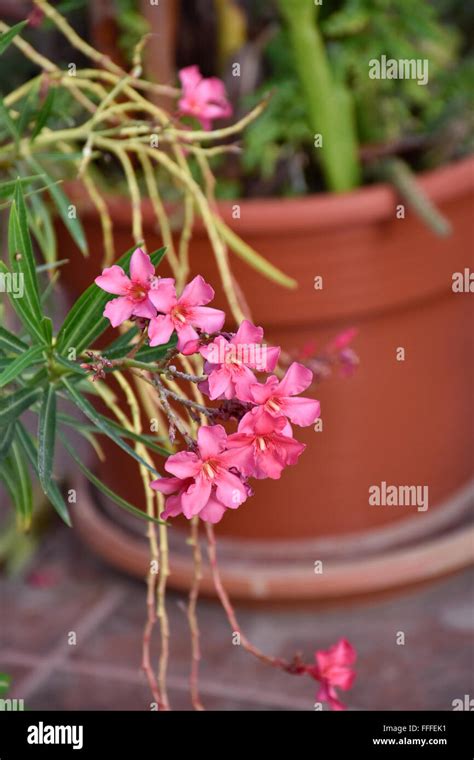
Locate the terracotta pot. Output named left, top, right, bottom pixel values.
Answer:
left=57, top=158, right=474, bottom=595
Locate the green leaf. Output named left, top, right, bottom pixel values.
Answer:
left=38, top=385, right=56, bottom=490
left=7, top=186, right=44, bottom=336
left=0, top=21, right=27, bottom=55
left=18, top=79, right=40, bottom=135
left=31, top=87, right=56, bottom=140
left=0, top=422, right=15, bottom=461
left=0, top=261, right=45, bottom=345
left=0, top=97, right=18, bottom=145
left=26, top=157, right=88, bottom=255
left=60, top=433, right=166, bottom=526
left=52, top=353, right=88, bottom=377
left=0, top=672, right=11, bottom=697
left=56, top=246, right=166, bottom=355
left=0, top=437, right=33, bottom=529
left=28, top=190, right=57, bottom=264
left=0, top=344, right=44, bottom=388
left=61, top=376, right=160, bottom=476
left=0, top=175, right=42, bottom=200
left=0, top=386, right=41, bottom=427
left=15, top=421, right=71, bottom=526
left=57, top=411, right=171, bottom=456
left=0, top=326, right=28, bottom=355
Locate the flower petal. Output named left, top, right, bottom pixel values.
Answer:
left=179, top=275, right=215, bottom=307
left=277, top=362, right=314, bottom=397
left=189, top=305, right=225, bottom=333
left=132, top=298, right=157, bottom=320
left=150, top=477, right=183, bottom=495
left=197, top=425, right=227, bottom=459
left=104, top=296, right=135, bottom=327
left=164, top=451, right=201, bottom=479
left=148, top=314, right=175, bottom=347
left=198, top=494, right=227, bottom=523
left=280, top=397, right=320, bottom=427
left=176, top=322, right=200, bottom=354
left=95, top=265, right=130, bottom=295
left=215, top=468, right=247, bottom=508
left=148, top=278, right=177, bottom=313
left=129, top=247, right=155, bottom=285
left=181, top=474, right=212, bottom=518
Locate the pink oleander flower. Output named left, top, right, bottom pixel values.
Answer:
left=199, top=320, right=281, bottom=401
left=95, top=248, right=157, bottom=327
left=151, top=425, right=248, bottom=523
left=148, top=275, right=225, bottom=355
left=307, top=639, right=357, bottom=711
left=243, top=362, right=321, bottom=427
left=226, top=410, right=305, bottom=480
left=178, top=65, right=232, bottom=131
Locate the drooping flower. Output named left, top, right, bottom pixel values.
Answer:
left=151, top=425, right=248, bottom=522
left=226, top=410, right=305, bottom=480
left=243, top=362, right=320, bottom=427
left=178, top=65, right=232, bottom=131
left=95, top=247, right=157, bottom=327
left=199, top=320, right=281, bottom=401
left=148, top=275, right=225, bottom=354
left=306, top=639, right=357, bottom=711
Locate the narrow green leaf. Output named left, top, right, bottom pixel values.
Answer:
left=0, top=344, right=44, bottom=388
left=0, top=326, right=28, bottom=355
left=0, top=97, right=18, bottom=144
left=0, top=386, right=41, bottom=427
left=38, top=385, right=56, bottom=491
left=56, top=246, right=167, bottom=355
left=1, top=437, right=33, bottom=528
left=28, top=190, right=57, bottom=264
left=0, top=422, right=15, bottom=460
left=18, top=79, right=40, bottom=135
left=0, top=21, right=27, bottom=55
left=0, top=261, right=45, bottom=345
left=61, top=376, right=160, bottom=476
left=31, top=87, right=56, bottom=140
left=57, top=411, right=171, bottom=456
left=26, top=157, right=88, bottom=254
left=11, top=181, right=43, bottom=319
left=60, top=433, right=166, bottom=526
left=0, top=175, right=42, bottom=200
left=52, top=353, right=88, bottom=377
left=15, top=421, right=71, bottom=526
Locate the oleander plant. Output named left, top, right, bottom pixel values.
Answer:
left=0, top=1, right=357, bottom=710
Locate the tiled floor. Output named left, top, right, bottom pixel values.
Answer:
left=1, top=524, right=473, bottom=711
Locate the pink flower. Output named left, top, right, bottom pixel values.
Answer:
left=327, top=327, right=358, bottom=352
left=243, top=363, right=320, bottom=427
left=226, top=410, right=305, bottom=480
left=307, top=639, right=357, bottom=711
left=199, top=320, right=281, bottom=401
left=148, top=275, right=225, bottom=355
left=95, top=248, right=157, bottom=327
left=178, top=65, right=232, bottom=131
left=151, top=425, right=248, bottom=523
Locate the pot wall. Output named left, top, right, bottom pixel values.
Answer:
left=57, top=159, right=474, bottom=540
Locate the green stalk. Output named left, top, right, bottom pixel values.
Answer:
left=276, top=0, right=360, bottom=192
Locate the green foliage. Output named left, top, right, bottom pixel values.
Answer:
left=241, top=0, right=473, bottom=193
left=0, top=181, right=168, bottom=530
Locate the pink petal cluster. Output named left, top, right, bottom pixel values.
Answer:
left=96, top=257, right=321, bottom=525
left=199, top=320, right=280, bottom=401
left=178, top=65, right=232, bottom=131
left=151, top=426, right=248, bottom=523
left=148, top=275, right=225, bottom=354
left=95, top=247, right=157, bottom=327
left=306, top=638, right=357, bottom=711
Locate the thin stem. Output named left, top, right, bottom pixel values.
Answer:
left=188, top=517, right=204, bottom=710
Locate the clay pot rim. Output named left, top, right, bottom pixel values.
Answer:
left=67, top=155, right=474, bottom=235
